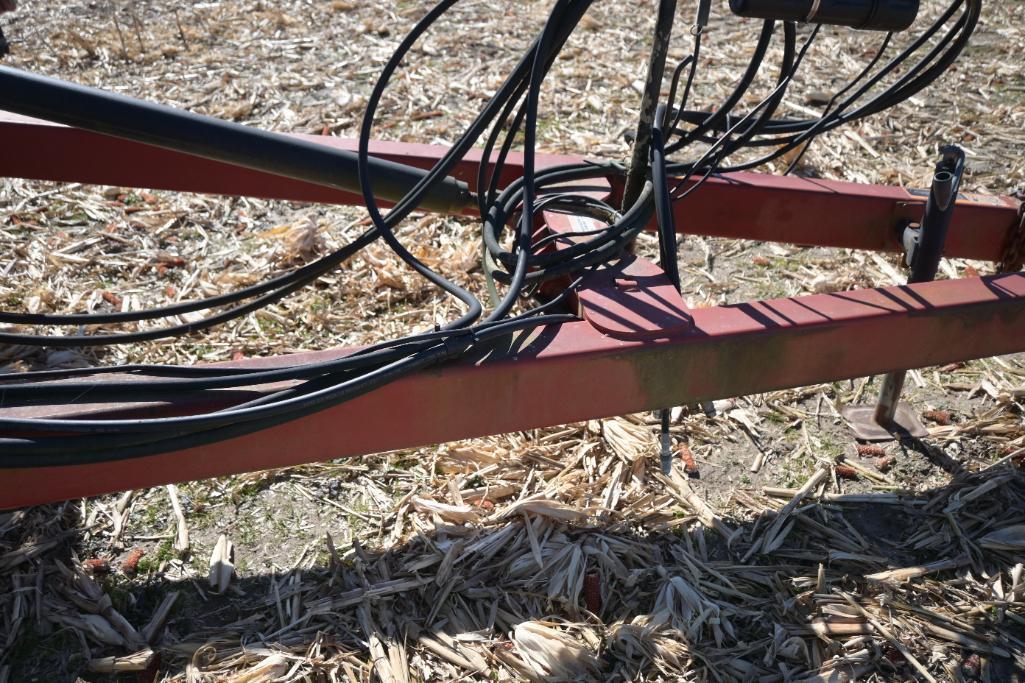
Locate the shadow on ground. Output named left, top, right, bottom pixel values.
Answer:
left=2, top=459, right=1024, bottom=682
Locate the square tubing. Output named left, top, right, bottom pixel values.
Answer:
left=2, top=272, right=1024, bottom=509
left=1, top=113, right=1019, bottom=263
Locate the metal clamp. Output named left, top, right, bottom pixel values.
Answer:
left=901, top=223, right=921, bottom=267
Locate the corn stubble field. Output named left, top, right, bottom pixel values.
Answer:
left=1, top=1, right=1024, bottom=681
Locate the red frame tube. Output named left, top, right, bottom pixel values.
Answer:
left=2, top=273, right=1024, bottom=508
left=1, top=112, right=1019, bottom=259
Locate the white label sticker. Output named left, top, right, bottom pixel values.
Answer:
left=567, top=214, right=603, bottom=234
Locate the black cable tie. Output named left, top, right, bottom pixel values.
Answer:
left=440, top=330, right=477, bottom=360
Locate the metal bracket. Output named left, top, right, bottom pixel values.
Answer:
left=901, top=223, right=921, bottom=267
left=540, top=209, right=693, bottom=340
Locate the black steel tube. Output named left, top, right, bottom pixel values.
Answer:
left=909, top=145, right=965, bottom=283
left=730, top=0, right=919, bottom=31
left=873, top=145, right=964, bottom=427
left=0, top=66, right=473, bottom=214
left=622, top=0, right=677, bottom=210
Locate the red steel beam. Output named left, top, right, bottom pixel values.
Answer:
left=660, top=173, right=1021, bottom=263
left=2, top=272, right=1024, bottom=509
left=2, top=112, right=1020, bottom=261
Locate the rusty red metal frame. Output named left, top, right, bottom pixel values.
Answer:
left=2, top=113, right=1019, bottom=258
left=1, top=112, right=1023, bottom=509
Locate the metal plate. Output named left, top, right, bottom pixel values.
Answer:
left=841, top=403, right=930, bottom=442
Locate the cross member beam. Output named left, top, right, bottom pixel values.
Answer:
left=1, top=272, right=1023, bottom=508
left=1, top=112, right=1020, bottom=260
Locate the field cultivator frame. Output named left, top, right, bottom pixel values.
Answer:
left=1, top=111, right=1023, bottom=509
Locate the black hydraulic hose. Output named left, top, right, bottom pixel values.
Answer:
left=357, top=0, right=596, bottom=329
left=0, top=314, right=579, bottom=465
left=357, top=0, right=482, bottom=333
left=0, top=66, right=472, bottom=215
left=381, top=0, right=593, bottom=234
left=0, top=228, right=379, bottom=346
left=482, top=163, right=620, bottom=268
left=663, top=0, right=968, bottom=171
left=478, top=90, right=529, bottom=217
left=668, top=24, right=820, bottom=199
left=481, top=161, right=653, bottom=283
left=0, top=230, right=368, bottom=326
left=489, top=187, right=653, bottom=284
left=782, top=32, right=893, bottom=174
left=652, top=104, right=680, bottom=291
left=0, top=343, right=430, bottom=400
left=665, top=57, right=695, bottom=129
left=668, top=31, right=701, bottom=131
left=476, top=0, right=595, bottom=216
left=716, top=21, right=797, bottom=153
left=768, top=0, right=971, bottom=134
left=669, top=20, right=795, bottom=149
left=693, top=0, right=973, bottom=176
left=842, top=1, right=976, bottom=120
left=0, top=281, right=587, bottom=402
left=712, top=0, right=973, bottom=172
left=470, top=0, right=598, bottom=320
left=0, top=345, right=455, bottom=461
left=0, top=314, right=568, bottom=440
left=665, top=21, right=802, bottom=199
left=665, top=19, right=774, bottom=154
left=490, top=0, right=584, bottom=322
